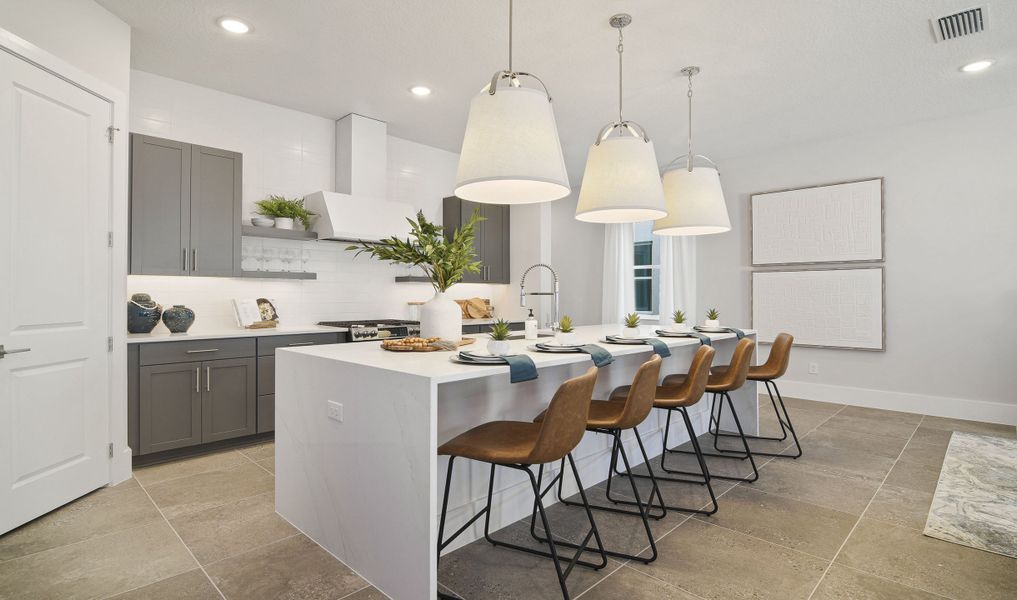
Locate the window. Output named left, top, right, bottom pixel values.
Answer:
left=633, top=221, right=660, bottom=315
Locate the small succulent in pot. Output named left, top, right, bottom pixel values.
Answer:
left=556, top=314, right=578, bottom=346
left=623, top=313, right=641, bottom=338
left=667, top=309, right=690, bottom=333
left=705, top=308, right=721, bottom=329
left=486, top=319, right=512, bottom=356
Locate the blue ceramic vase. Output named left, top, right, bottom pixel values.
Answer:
left=127, top=293, right=162, bottom=334
left=162, top=305, right=195, bottom=333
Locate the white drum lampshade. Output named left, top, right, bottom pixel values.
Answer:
left=574, top=136, right=667, bottom=223
left=455, top=86, right=570, bottom=204
left=652, top=166, right=731, bottom=235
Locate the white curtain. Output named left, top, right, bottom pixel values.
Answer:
left=601, top=223, right=635, bottom=324
left=658, top=235, right=697, bottom=324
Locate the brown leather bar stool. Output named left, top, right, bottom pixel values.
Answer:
left=530, top=355, right=665, bottom=563
left=710, top=333, right=800, bottom=458
left=608, top=345, right=719, bottom=515
left=436, top=367, right=607, bottom=600
left=662, top=338, right=760, bottom=483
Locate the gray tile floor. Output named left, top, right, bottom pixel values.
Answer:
left=1, top=397, right=1015, bottom=599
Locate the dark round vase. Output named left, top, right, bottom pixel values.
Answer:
left=127, top=293, right=162, bottom=334
left=162, top=305, right=195, bottom=333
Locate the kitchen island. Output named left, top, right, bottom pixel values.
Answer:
left=275, top=325, right=757, bottom=600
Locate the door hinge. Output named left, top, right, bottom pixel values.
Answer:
left=107, top=336, right=113, bottom=352
left=108, top=231, right=113, bottom=248
left=107, top=126, right=119, bottom=143
left=108, top=443, right=114, bottom=458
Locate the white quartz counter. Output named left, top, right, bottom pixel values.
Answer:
left=126, top=324, right=346, bottom=344
left=282, top=324, right=753, bottom=383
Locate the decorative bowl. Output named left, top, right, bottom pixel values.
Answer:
left=251, top=217, right=275, bottom=227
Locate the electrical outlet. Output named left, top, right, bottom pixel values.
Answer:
left=808, top=362, right=819, bottom=375
left=327, top=401, right=343, bottom=422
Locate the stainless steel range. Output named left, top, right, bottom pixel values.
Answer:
left=317, top=319, right=421, bottom=342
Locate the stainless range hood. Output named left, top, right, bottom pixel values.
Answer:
left=304, top=114, right=415, bottom=242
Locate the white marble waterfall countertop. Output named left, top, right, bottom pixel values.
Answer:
left=127, top=324, right=346, bottom=343
left=281, top=324, right=754, bottom=384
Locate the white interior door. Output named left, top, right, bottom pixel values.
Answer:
left=0, top=50, right=113, bottom=534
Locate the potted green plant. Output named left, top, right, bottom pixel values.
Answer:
left=255, top=195, right=316, bottom=230
left=667, top=309, right=690, bottom=333
left=623, top=313, right=641, bottom=338
left=556, top=314, right=578, bottom=346
left=705, top=308, right=721, bottom=329
left=487, top=319, right=512, bottom=356
left=347, top=210, right=483, bottom=341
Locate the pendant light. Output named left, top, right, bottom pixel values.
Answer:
left=575, top=14, right=667, bottom=224
left=653, top=67, right=731, bottom=236
left=455, top=0, right=570, bottom=204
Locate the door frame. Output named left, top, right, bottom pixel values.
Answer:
left=0, top=27, right=131, bottom=486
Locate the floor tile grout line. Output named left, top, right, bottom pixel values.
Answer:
left=134, top=450, right=254, bottom=488
left=804, top=415, right=923, bottom=600
left=132, top=479, right=229, bottom=600
left=334, top=582, right=374, bottom=600
left=200, top=532, right=304, bottom=570
left=571, top=560, right=629, bottom=599
left=835, top=562, right=958, bottom=600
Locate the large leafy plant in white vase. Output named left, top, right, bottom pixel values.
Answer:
left=347, top=211, right=482, bottom=341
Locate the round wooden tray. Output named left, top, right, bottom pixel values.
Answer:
left=381, top=338, right=476, bottom=353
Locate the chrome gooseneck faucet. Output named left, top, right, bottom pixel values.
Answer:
left=520, top=263, right=560, bottom=330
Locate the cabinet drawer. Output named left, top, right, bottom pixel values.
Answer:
left=257, top=356, right=274, bottom=395
left=257, top=394, right=275, bottom=433
left=257, top=333, right=339, bottom=357
left=139, top=338, right=255, bottom=366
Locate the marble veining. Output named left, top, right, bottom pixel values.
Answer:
left=924, top=432, right=1017, bottom=559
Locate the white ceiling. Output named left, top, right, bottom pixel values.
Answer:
left=99, top=0, right=1017, bottom=183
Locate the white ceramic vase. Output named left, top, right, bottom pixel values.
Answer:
left=667, top=322, right=691, bottom=333
left=420, top=291, right=462, bottom=341
left=487, top=339, right=511, bottom=356
left=704, top=319, right=720, bottom=329
left=274, top=217, right=295, bottom=230
left=622, top=326, right=641, bottom=339
left=556, top=331, right=578, bottom=346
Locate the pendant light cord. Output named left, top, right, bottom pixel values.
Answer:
left=617, top=27, right=624, bottom=123
left=686, top=70, right=694, bottom=171
left=508, top=0, right=513, bottom=73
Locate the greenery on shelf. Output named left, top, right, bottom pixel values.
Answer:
left=672, top=309, right=686, bottom=324
left=624, top=313, right=641, bottom=328
left=706, top=308, right=720, bottom=320
left=558, top=315, right=575, bottom=333
left=346, top=210, right=484, bottom=293
left=255, top=195, right=316, bottom=229
left=488, top=319, right=511, bottom=341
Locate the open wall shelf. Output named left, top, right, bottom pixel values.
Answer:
left=241, top=226, right=318, bottom=240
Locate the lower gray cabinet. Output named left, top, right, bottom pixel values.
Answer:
left=201, top=357, right=257, bottom=443
left=257, top=394, right=275, bottom=433
left=139, top=362, right=202, bottom=454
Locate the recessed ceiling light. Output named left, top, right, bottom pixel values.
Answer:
left=218, top=17, right=251, bottom=34
left=961, top=59, right=994, bottom=73
left=409, top=85, right=432, bottom=97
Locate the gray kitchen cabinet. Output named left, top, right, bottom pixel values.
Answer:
left=139, top=361, right=203, bottom=454
left=130, top=135, right=190, bottom=276
left=201, top=357, right=257, bottom=443
left=257, top=395, right=275, bottom=433
left=129, top=133, right=241, bottom=277
left=443, top=196, right=510, bottom=284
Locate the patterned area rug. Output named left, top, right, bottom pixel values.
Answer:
left=924, top=432, right=1017, bottom=558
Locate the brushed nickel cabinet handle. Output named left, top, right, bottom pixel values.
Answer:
left=287, top=341, right=315, bottom=346
left=195, top=367, right=200, bottom=393
left=192, top=248, right=197, bottom=272
left=185, top=348, right=220, bottom=354
left=206, top=366, right=211, bottom=392
left=182, top=248, right=187, bottom=271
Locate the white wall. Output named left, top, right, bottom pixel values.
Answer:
left=0, top=0, right=130, bottom=93
left=698, top=104, right=1017, bottom=424
left=128, top=70, right=512, bottom=331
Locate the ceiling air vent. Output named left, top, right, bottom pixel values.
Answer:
left=932, top=7, right=986, bottom=42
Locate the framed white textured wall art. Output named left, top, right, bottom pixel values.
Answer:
left=751, top=178, right=883, bottom=266
left=751, top=267, right=885, bottom=351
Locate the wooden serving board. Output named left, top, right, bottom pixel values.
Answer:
left=381, top=338, right=476, bottom=353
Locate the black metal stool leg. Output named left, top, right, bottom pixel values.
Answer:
left=669, top=392, right=760, bottom=483
left=712, top=380, right=803, bottom=458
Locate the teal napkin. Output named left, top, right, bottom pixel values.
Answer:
left=578, top=344, right=613, bottom=367
left=458, top=352, right=538, bottom=383
left=688, top=332, right=713, bottom=346
left=644, top=338, right=672, bottom=358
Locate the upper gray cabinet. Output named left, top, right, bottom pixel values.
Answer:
left=130, top=134, right=242, bottom=277
left=443, top=196, right=510, bottom=284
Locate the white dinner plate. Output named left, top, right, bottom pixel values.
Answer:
left=601, top=336, right=648, bottom=345
left=655, top=330, right=695, bottom=338
left=449, top=355, right=509, bottom=366
left=529, top=344, right=583, bottom=353
left=694, top=326, right=727, bottom=333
